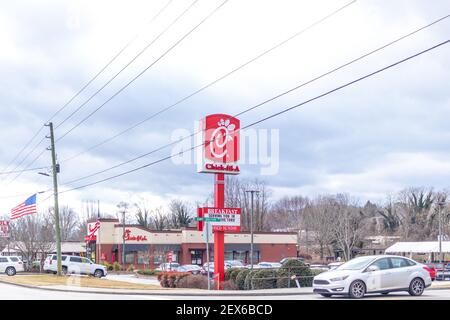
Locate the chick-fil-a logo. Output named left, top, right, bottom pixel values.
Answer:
left=123, top=229, right=148, bottom=242
left=197, top=114, right=240, bottom=174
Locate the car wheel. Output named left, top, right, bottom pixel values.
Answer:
left=349, top=280, right=366, bottom=299
left=62, top=266, right=68, bottom=275
left=320, top=294, right=332, bottom=298
left=94, top=269, right=104, bottom=278
left=6, top=267, right=16, bottom=276
left=409, top=278, right=425, bottom=296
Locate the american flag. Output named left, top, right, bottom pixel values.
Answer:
left=11, top=194, right=37, bottom=220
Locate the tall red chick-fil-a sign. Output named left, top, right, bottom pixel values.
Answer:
left=197, top=114, right=240, bottom=174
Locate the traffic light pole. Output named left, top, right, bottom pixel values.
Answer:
left=46, top=122, right=62, bottom=276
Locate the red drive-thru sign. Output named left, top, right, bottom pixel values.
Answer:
left=197, top=114, right=241, bottom=289
left=0, top=220, right=10, bottom=238
left=197, top=114, right=240, bottom=174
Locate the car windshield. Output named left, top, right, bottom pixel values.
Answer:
left=336, top=256, right=377, bottom=270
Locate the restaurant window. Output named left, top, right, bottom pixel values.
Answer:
left=125, top=252, right=135, bottom=264
left=153, top=252, right=165, bottom=265
left=190, top=250, right=202, bottom=265
left=137, top=252, right=150, bottom=265
left=233, top=251, right=246, bottom=262
left=224, top=251, right=233, bottom=260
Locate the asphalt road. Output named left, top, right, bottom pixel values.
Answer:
left=1, top=282, right=450, bottom=300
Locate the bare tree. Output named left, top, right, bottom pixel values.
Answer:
left=303, top=195, right=336, bottom=260
left=168, top=200, right=192, bottom=228
left=331, top=194, right=365, bottom=261
left=149, top=207, right=169, bottom=230
left=267, top=196, right=308, bottom=231
left=225, top=176, right=271, bottom=231
left=135, top=199, right=151, bottom=228
left=9, top=213, right=55, bottom=270
left=47, top=205, right=79, bottom=241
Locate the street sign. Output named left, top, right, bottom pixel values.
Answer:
left=195, top=217, right=220, bottom=222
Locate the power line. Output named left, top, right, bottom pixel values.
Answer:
left=0, top=0, right=174, bottom=183
left=0, top=166, right=51, bottom=176
left=61, top=13, right=450, bottom=186
left=60, top=0, right=357, bottom=164
left=57, top=39, right=450, bottom=194
left=56, top=0, right=229, bottom=142
left=55, top=0, right=189, bottom=131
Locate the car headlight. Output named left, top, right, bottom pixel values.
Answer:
left=330, top=276, right=349, bottom=282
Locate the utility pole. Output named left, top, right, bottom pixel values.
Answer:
left=45, top=122, right=62, bottom=276
left=97, top=200, right=101, bottom=264
left=438, top=201, right=446, bottom=264
left=116, top=202, right=128, bottom=267
left=245, top=190, right=259, bottom=270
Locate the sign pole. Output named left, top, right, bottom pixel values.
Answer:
left=214, top=173, right=225, bottom=288
left=206, top=221, right=210, bottom=291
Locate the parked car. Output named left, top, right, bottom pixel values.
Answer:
left=280, top=257, right=305, bottom=265
left=328, top=262, right=344, bottom=270
left=201, top=262, right=232, bottom=276
left=310, top=264, right=330, bottom=271
left=424, top=264, right=436, bottom=281
left=177, top=264, right=202, bottom=275
left=155, top=262, right=180, bottom=272
left=225, top=260, right=245, bottom=269
left=313, top=255, right=432, bottom=298
left=0, top=256, right=25, bottom=276
left=432, top=262, right=450, bottom=280
left=43, top=254, right=107, bottom=278
left=244, top=262, right=282, bottom=269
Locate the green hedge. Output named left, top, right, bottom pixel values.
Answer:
left=244, top=270, right=259, bottom=290
left=277, top=259, right=313, bottom=288
left=251, top=269, right=278, bottom=290
left=235, top=269, right=250, bottom=290
left=225, top=267, right=241, bottom=281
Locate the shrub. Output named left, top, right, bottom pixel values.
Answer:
left=230, top=269, right=242, bottom=283
left=101, top=262, right=112, bottom=271
left=158, top=272, right=190, bottom=288
left=235, top=269, right=250, bottom=290
left=222, top=280, right=239, bottom=290
left=177, top=275, right=209, bottom=289
left=244, top=270, right=259, bottom=290
left=113, top=262, right=122, bottom=271
left=225, top=267, right=240, bottom=281
left=251, top=269, right=278, bottom=290
left=137, top=269, right=160, bottom=276
left=127, top=264, right=135, bottom=272
left=277, top=259, right=313, bottom=288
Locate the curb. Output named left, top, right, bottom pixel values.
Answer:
left=0, top=279, right=313, bottom=297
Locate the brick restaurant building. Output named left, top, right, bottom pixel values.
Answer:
left=87, top=219, right=298, bottom=268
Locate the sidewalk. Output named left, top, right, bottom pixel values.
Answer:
left=0, top=278, right=313, bottom=296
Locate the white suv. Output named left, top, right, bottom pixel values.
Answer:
left=0, top=256, right=25, bottom=276
left=43, top=255, right=107, bottom=278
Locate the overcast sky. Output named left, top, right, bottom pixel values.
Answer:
left=0, top=0, right=449, bottom=217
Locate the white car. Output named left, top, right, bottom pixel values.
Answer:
left=313, top=255, right=432, bottom=298
left=0, top=256, right=25, bottom=276
left=225, top=260, right=245, bottom=269
left=328, top=262, right=344, bottom=270
left=246, top=262, right=282, bottom=269
left=43, top=254, right=107, bottom=278
left=177, top=264, right=202, bottom=274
